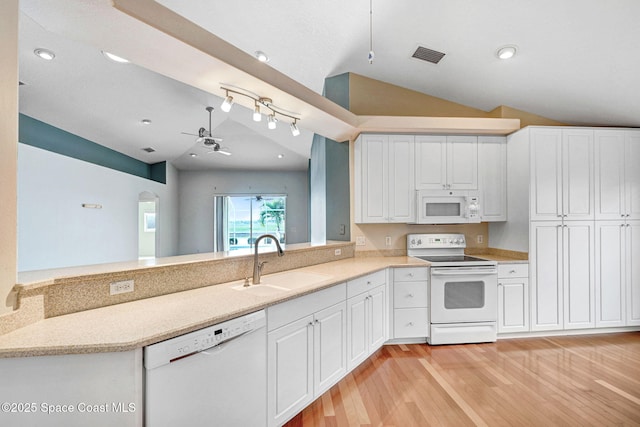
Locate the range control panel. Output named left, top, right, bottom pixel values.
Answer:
left=407, top=233, right=466, bottom=250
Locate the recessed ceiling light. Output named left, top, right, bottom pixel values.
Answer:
left=277, top=154, right=284, bottom=159
left=102, top=51, right=130, bottom=63
left=141, top=119, right=152, bottom=125
left=496, top=45, right=517, bottom=60
left=255, top=51, right=270, bottom=63
left=34, top=48, right=55, bottom=61
left=189, top=153, right=198, bottom=158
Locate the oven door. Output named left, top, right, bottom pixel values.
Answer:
left=430, top=266, right=498, bottom=323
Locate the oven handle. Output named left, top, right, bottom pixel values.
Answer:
left=431, top=267, right=497, bottom=276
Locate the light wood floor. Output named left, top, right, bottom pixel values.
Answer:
left=285, top=333, right=640, bottom=426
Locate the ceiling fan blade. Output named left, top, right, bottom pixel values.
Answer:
left=181, top=131, right=198, bottom=137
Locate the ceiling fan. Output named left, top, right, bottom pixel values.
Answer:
left=181, top=106, right=231, bottom=156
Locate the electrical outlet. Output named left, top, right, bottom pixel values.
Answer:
left=339, top=224, right=346, bottom=235
left=110, top=280, right=134, bottom=295
left=385, top=236, right=392, bottom=246
left=355, top=236, right=366, bottom=246
left=477, top=235, right=484, bottom=244
left=334, top=249, right=342, bottom=256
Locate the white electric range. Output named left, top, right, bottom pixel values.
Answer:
left=408, top=233, right=498, bottom=345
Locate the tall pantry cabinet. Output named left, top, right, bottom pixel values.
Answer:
left=505, top=126, right=640, bottom=333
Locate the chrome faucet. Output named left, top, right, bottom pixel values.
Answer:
left=252, top=234, right=284, bottom=284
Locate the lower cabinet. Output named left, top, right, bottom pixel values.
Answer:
left=267, top=285, right=347, bottom=427
left=391, top=267, right=429, bottom=339
left=497, top=264, right=529, bottom=333
left=346, top=284, right=387, bottom=371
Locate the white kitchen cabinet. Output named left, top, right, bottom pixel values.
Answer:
left=478, top=136, right=507, bottom=221
left=354, top=134, right=415, bottom=223
left=595, top=130, right=640, bottom=220
left=530, top=128, right=594, bottom=221
left=530, top=221, right=594, bottom=331
left=391, top=267, right=429, bottom=339
left=346, top=274, right=387, bottom=371
left=595, top=221, right=626, bottom=327
left=415, top=135, right=478, bottom=190
left=267, top=285, right=346, bottom=427
left=497, top=264, right=529, bottom=333
left=626, top=221, right=640, bottom=326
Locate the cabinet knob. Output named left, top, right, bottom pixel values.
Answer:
left=407, top=294, right=414, bottom=298
left=367, top=281, right=372, bottom=285
left=408, top=273, right=414, bottom=277
left=408, top=322, right=414, bottom=326
left=509, top=269, right=516, bottom=274
left=308, top=321, right=314, bottom=327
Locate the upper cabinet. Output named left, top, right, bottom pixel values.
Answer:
left=530, top=128, right=594, bottom=221
left=478, top=136, right=507, bottom=222
left=354, top=134, right=415, bottom=223
left=415, top=135, right=478, bottom=190
left=595, top=130, right=640, bottom=220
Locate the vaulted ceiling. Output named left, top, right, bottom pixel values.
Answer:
left=18, top=0, right=640, bottom=171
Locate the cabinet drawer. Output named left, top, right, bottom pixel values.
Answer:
left=268, top=282, right=346, bottom=331
left=393, top=267, right=429, bottom=282
left=394, top=308, right=429, bottom=338
left=393, top=282, right=427, bottom=308
left=346, top=270, right=386, bottom=298
left=497, top=263, right=529, bottom=279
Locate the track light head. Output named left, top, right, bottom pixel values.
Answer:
left=267, top=114, right=277, bottom=130
left=290, top=120, right=300, bottom=136
left=221, top=93, right=234, bottom=112
left=253, top=101, right=262, bottom=122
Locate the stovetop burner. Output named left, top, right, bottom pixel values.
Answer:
left=415, top=255, right=490, bottom=263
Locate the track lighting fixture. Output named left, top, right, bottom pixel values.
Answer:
left=221, top=91, right=234, bottom=112
left=253, top=101, right=262, bottom=122
left=267, top=114, right=277, bottom=130
left=219, top=85, right=301, bottom=135
left=290, top=120, right=300, bottom=136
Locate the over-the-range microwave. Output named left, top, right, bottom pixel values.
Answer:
left=413, top=190, right=481, bottom=224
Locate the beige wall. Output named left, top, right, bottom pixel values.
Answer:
left=488, top=105, right=567, bottom=127
left=0, top=0, right=18, bottom=314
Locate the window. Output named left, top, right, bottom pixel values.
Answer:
left=213, top=195, right=286, bottom=252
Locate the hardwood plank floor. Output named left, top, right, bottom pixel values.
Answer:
left=284, top=333, right=640, bottom=427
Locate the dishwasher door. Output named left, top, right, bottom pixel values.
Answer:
left=144, top=310, right=267, bottom=427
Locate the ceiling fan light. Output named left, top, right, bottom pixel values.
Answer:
left=290, top=121, right=300, bottom=136
left=221, top=95, right=234, bottom=112
left=267, top=114, right=277, bottom=130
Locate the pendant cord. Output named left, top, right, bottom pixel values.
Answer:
left=368, top=0, right=374, bottom=64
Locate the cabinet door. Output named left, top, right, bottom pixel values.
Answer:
left=530, top=222, right=563, bottom=331
left=313, top=302, right=347, bottom=396
left=562, top=130, right=594, bottom=220
left=357, top=134, right=388, bottom=223
left=415, top=135, right=447, bottom=190
left=497, top=278, right=529, bottom=333
left=595, top=131, right=626, bottom=220
left=530, top=128, right=562, bottom=220
left=346, top=293, right=368, bottom=371
left=478, top=136, right=507, bottom=221
left=627, top=221, right=640, bottom=326
left=626, top=132, right=640, bottom=220
left=595, top=221, right=626, bottom=327
left=447, top=136, right=478, bottom=190
left=563, top=221, right=595, bottom=329
left=388, top=135, right=415, bottom=222
left=368, top=285, right=387, bottom=351
left=268, top=315, right=314, bottom=427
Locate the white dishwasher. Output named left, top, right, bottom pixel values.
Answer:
left=144, top=310, right=267, bottom=427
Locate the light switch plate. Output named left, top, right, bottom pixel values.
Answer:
left=355, top=236, right=366, bottom=246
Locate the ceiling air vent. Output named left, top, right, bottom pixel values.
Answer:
left=142, top=147, right=156, bottom=153
left=411, top=46, right=446, bottom=64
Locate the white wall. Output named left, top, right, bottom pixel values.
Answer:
left=177, top=169, right=309, bottom=255
left=17, top=144, right=179, bottom=271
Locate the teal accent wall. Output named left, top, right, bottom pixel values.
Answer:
left=323, top=73, right=350, bottom=110
left=325, top=137, right=350, bottom=241
left=18, top=114, right=166, bottom=184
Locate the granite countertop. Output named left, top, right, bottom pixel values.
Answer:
left=0, top=256, right=427, bottom=358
